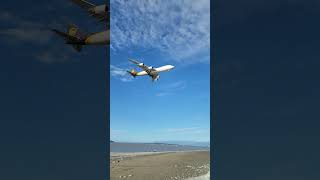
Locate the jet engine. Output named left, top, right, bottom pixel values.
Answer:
left=148, top=66, right=153, bottom=69
left=154, top=75, right=160, bottom=81
left=138, top=63, right=144, bottom=66
left=89, top=5, right=108, bottom=14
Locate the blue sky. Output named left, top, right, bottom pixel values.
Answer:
left=109, top=0, right=210, bottom=142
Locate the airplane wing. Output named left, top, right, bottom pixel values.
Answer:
left=128, top=59, right=151, bottom=72
left=51, top=29, right=83, bottom=51
left=128, top=59, right=140, bottom=65
left=128, top=59, right=161, bottom=81
left=71, top=0, right=95, bottom=9
left=70, top=0, right=109, bottom=22
left=128, top=59, right=160, bottom=81
left=51, top=29, right=80, bottom=43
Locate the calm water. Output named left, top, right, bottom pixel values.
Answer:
left=110, top=142, right=209, bottom=152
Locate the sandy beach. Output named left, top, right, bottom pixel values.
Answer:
left=110, top=151, right=210, bottom=180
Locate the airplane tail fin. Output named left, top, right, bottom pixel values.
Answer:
left=127, top=69, right=138, bottom=77
left=51, top=24, right=85, bottom=52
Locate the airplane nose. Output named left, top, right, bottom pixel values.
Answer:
left=171, top=65, right=175, bottom=69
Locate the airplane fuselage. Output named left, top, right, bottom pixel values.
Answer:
left=135, top=65, right=175, bottom=76
left=154, top=65, right=175, bottom=72
left=84, top=29, right=110, bottom=45
left=127, top=59, right=174, bottom=81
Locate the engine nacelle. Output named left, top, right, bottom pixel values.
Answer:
left=90, top=5, right=107, bottom=14
left=154, top=75, right=160, bottom=81
left=148, top=66, right=153, bottom=69
left=138, top=63, right=144, bottom=66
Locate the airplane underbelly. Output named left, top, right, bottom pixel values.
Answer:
left=137, top=71, right=148, bottom=76
left=85, top=30, right=110, bottom=45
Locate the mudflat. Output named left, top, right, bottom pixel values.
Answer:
left=110, top=151, right=210, bottom=180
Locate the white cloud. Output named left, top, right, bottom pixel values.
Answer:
left=110, top=65, right=133, bottom=82
left=34, top=48, right=75, bottom=64
left=0, top=11, right=76, bottom=64
left=110, top=129, right=128, bottom=140
left=156, top=80, right=187, bottom=96
left=166, top=128, right=209, bottom=142
left=166, top=127, right=200, bottom=133
left=110, top=0, right=210, bottom=63
left=0, top=28, right=52, bottom=44
left=0, top=12, right=53, bottom=45
left=165, top=81, right=187, bottom=90
left=156, top=92, right=172, bottom=97
left=164, top=127, right=209, bottom=135
left=0, top=11, right=15, bottom=21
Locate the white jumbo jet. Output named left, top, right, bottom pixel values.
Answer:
left=127, top=59, right=175, bottom=81
left=52, top=0, right=109, bottom=52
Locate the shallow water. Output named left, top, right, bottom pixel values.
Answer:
left=185, top=171, right=210, bottom=180
left=110, top=142, right=209, bottom=153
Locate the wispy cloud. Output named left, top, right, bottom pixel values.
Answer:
left=0, top=13, right=54, bottom=45
left=0, top=11, right=15, bottom=21
left=156, top=80, right=187, bottom=96
left=110, top=0, right=210, bottom=63
left=165, top=81, right=187, bottom=90
left=155, top=92, right=172, bottom=97
left=34, top=47, right=77, bottom=64
left=164, top=127, right=209, bottom=135
left=166, top=127, right=200, bottom=133
left=0, top=11, right=76, bottom=64
left=110, top=65, right=133, bottom=82
left=0, top=28, right=52, bottom=44
left=111, top=129, right=128, bottom=140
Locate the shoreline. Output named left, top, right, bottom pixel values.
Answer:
left=111, top=150, right=209, bottom=157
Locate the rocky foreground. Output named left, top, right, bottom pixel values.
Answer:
left=110, top=151, right=210, bottom=180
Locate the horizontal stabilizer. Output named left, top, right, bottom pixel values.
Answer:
left=51, top=27, right=84, bottom=52
left=71, top=0, right=95, bottom=9
left=128, top=58, right=141, bottom=65
left=127, top=69, right=138, bottom=77
left=51, top=29, right=79, bottom=42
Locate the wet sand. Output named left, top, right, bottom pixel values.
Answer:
left=110, top=151, right=210, bottom=180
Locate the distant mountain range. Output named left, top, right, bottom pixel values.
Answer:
left=110, top=140, right=210, bottom=147
left=110, top=141, right=209, bottom=153
left=153, top=141, right=210, bottom=147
